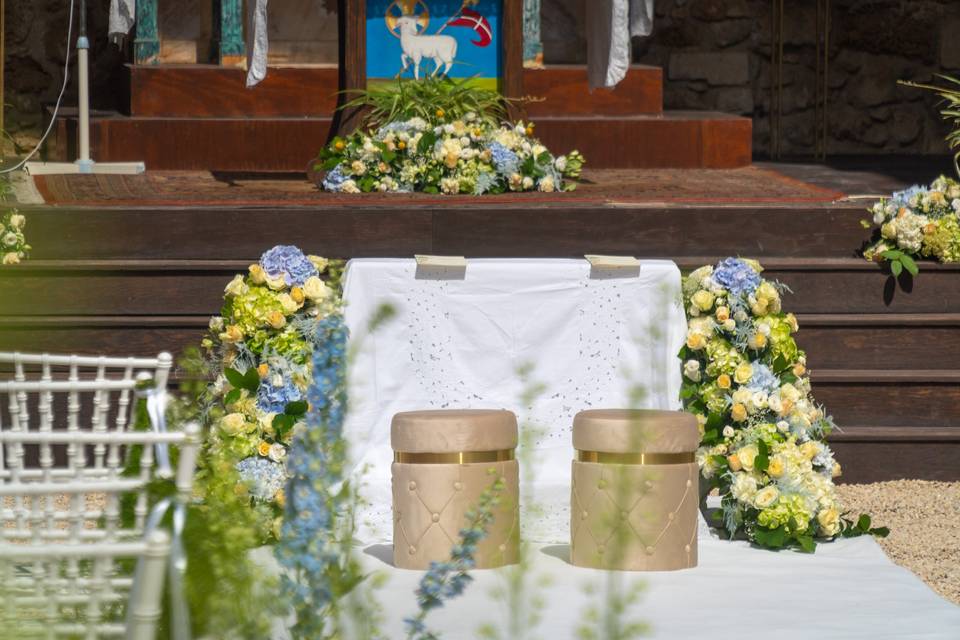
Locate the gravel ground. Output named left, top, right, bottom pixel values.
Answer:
left=837, top=480, right=960, bottom=606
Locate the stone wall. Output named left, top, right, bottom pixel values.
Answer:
left=541, top=0, right=960, bottom=156
left=4, top=0, right=959, bottom=157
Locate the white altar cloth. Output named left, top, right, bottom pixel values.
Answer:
left=342, top=258, right=687, bottom=544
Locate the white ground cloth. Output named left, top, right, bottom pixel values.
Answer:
left=342, top=258, right=687, bottom=544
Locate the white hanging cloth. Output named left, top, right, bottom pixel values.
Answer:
left=247, top=0, right=271, bottom=87
left=108, top=0, right=136, bottom=40
left=587, top=0, right=655, bottom=89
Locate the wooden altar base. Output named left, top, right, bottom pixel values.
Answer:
left=5, top=160, right=959, bottom=483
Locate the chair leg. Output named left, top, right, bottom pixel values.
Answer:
left=127, top=530, right=171, bottom=640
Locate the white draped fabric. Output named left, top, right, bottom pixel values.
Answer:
left=342, top=258, right=687, bottom=544
left=247, top=0, right=271, bottom=88
left=108, top=0, right=136, bottom=39
left=587, top=0, right=655, bottom=89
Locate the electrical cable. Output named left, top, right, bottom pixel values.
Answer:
left=1, top=0, right=75, bottom=174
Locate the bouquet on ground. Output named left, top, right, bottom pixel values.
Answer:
left=317, top=115, right=584, bottom=195
left=863, top=176, right=960, bottom=273
left=199, top=245, right=341, bottom=541
left=679, top=258, right=886, bottom=550
left=1, top=210, right=29, bottom=265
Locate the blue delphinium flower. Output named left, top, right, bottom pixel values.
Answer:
left=745, top=362, right=780, bottom=395
left=260, top=245, right=318, bottom=287
left=712, top=257, right=762, bottom=296
left=487, top=142, right=519, bottom=176
left=235, top=456, right=287, bottom=501
left=322, top=165, right=348, bottom=192
left=256, top=377, right=302, bottom=414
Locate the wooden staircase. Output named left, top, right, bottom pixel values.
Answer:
left=2, top=192, right=958, bottom=483
left=50, top=64, right=752, bottom=170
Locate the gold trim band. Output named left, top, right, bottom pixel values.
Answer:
left=576, top=450, right=695, bottom=465
left=394, top=449, right=515, bottom=464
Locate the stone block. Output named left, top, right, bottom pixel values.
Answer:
left=668, top=51, right=750, bottom=86
left=941, top=18, right=960, bottom=70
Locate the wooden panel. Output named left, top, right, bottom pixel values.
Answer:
left=799, top=319, right=960, bottom=370
left=812, top=380, right=960, bottom=428
left=831, top=440, right=960, bottom=483
left=522, top=65, right=662, bottom=116
left=0, top=318, right=208, bottom=358
left=130, top=66, right=340, bottom=117
left=92, top=117, right=333, bottom=171
left=532, top=112, right=752, bottom=169
left=158, top=0, right=213, bottom=64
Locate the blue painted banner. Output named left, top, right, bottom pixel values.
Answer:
left=366, top=0, right=502, bottom=87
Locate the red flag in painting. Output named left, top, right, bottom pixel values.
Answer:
left=447, top=8, right=493, bottom=47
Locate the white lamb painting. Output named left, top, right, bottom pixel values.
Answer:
left=397, top=16, right=458, bottom=80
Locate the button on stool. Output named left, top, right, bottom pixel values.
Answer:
left=392, top=409, right=520, bottom=570
left=570, top=409, right=699, bottom=571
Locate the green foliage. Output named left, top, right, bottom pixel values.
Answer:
left=341, top=76, right=511, bottom=130
left=901, top=76, right=960, bottom=176
left=880, top=249, right=919, bottom=277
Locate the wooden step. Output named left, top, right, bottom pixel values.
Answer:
left=521, top=65, right=662, bottom=116
left=126, top=64, right=662, bottom=118
left=59, top=110, right=750, bottom=171
left=830, top=427, right=960, bottom=483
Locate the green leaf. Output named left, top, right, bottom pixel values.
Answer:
left=900, top=253, right=919, bottom=276
left=284, top=400, right=308, bottom=416
left=272, top=414, right=296, bottom=437
left=224, top=388, right=242, bottom=405
left=860, top=219, right=872, bottom=229
left=881, top=249, right=904, bottom=260
left=797, top=535, right=816, bottom=553
left=242, top=368, right=261, bottom=392
left=857, top=514, right=872, bottom=532
left=417, top=131, right=437, bottom=155
left=890, top=260, right=903, bottom=277
left=321, top=156, right=341, bottom=171
left=870, top=526, right=890, bottom=538
left=755, top=439, right=769, bottom=473
left=381, top=149, right=397, bottom=164
left=224, top=367, right=246, bottom=389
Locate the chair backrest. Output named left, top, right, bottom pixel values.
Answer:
left=0, top=353, right=197, bottom=640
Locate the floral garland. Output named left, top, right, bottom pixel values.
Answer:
left=316, top=115, right=584, bottom=195
left=199, top=245, right=342, bottom=542
left=679, top=258, right=886, bottom=550
left=1, top=209, right=29, bottom=265
left=863, top=176, right=960, bottom=274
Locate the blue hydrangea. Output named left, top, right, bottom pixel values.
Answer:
left=235, top=457, right=286, bottom=501
left=487, top=142, right=519, bottom=175
left=322, top=165, right=348, bottom=192
left=256, top=377, right=302, bottom=414
left=259, top=245, right=318, bottom=287
left=745, top=363, right=780, bottom=395
left=713, top=257, right=762, bottom=296
left=890, top=184, right=925, bottom=209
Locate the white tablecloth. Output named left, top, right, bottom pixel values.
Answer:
left=342, top=258, right=687, bottom=544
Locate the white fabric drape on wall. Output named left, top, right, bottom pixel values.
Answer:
left=108, top=0, right=136, bottom=39
left=246, top=0, right=271, bottom=87
left=587, top=0, right=655, bottom=89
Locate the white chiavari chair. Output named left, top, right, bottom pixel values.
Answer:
left=0, top=352, right=198, bottom=640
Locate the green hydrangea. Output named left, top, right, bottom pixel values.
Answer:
left=700, top=382, right=729, bottom=415
left=756, top=494, right=812, bottom=533
left=922, top=215, right=960, bottom=263
left=705, top=338, right=744, bottom=378
left=223, top=285, right=284, bottom=335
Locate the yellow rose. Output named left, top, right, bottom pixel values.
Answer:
left=8, top=214, right=25, bottom=230
left=302, top=276, right=331, bottom=301
left=881, top=221, right=897, bottom=240
left=220, top=412, right=249, bottom=436
left=275, top=489, right=286, bottom=508
left=248, top=264, right=267, bottom=284
left=290, top=286, right=306, bottom=304
left=686, top=332, right=707, bottom=350
left=717, top=374, right=732, bottom=389
left=2, top=252, right=20, bottom=265
left=220, top=325, right=244, bottom=343
left=780, top=383, right=801, bottom=403
left=754, top=486, right=780, bottom=509
left=800, top=441, right=820, bottom=460
left=727, top=453, right=742, bottom=471
left=731, top=403, right=748, bottom=422
left=757, top=282, right=779, bottom=302
left=224, top=274, right=249, bottom=297
left=267, top=310, right=287, bottom=329
left=258, top=441, right=272, bottom=457
left=817, top=507, right=840, bottom=536
left=832, top=462, right=842, bottom=478
left=766, top=456, right=785, bottom=478
left=715, top=306, right=730, bottom=322
left=691, top=290, right=716, bottom=312
left=742, top=259, right=763, bottom=273
left=277, top=293, right=301, bottom=314
left=785, top=313, right=799, bottom=332
left=257, top=363, right=269, bottom=378
left=748, top=333, right=768, bottom=350
left=737, top=444, right=758, bottom=470
left=734, top=363, right=753, bottom=385
left=750, top=299, right=769, bottom=316
left=793, top=363, right=806, bottom=377
left=266, top=274, right=287, bottom=290
left=259, top=412, right=277, bottom=436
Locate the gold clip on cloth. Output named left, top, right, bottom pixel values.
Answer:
left=394, top=449, right=516, bottom=464
left=576, top=450, right=695, bottom=465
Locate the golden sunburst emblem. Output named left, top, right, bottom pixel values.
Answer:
left=385, top=0, right=431, bottom=38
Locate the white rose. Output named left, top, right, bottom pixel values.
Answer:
left=209, top=316, right=225, bottom=332
left=223, top=274, right=249, bottom=297
left=683, top=360, right=701, bottom=382
left=555, top=155, right=568, bottom=171
left=2, top=232, right=18, bottom=247
left=768, top=394, right=783, bottom=413
left=8, top=214, right=25, bottom=230
left=731, top=473, right=758, bottom=502
left=268, top=443, right=287, bottom=463
left=722, top=425, right=735, bottom=438
left=873, top=210, right=885, bottom=225
left=753, top=486, right=780, bottom=509
left=341, top=179, right=360, bottom=194
left=303, top=276, right=331, bottom=301
left=277, top=293, right=300, bottom=314
left=539, top=176, right=555, bottom=193
left=776, top=420, right=790, bottom=432
left=723, top=319, right=737, bottom=332
left=522, top=176, right=534, bottom=189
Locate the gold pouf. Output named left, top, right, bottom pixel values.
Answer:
left=391, top=409, right=520, bottom=570
left=570, top=409, right=699, bottom=571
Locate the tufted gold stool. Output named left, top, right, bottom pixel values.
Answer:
left=570, top=409, right=699, bottom=571
left=391, top=409, right=520, bottom=570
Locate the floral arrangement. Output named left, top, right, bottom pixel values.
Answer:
left=863, top=176, right=960, bottom=274
left=1, top=209, right=29, bottom=265
left=679, top=258, right=886, bottom=550
left=316, top=115, right=584, bottom=195
left=199, top=245, right=342, bottom=542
